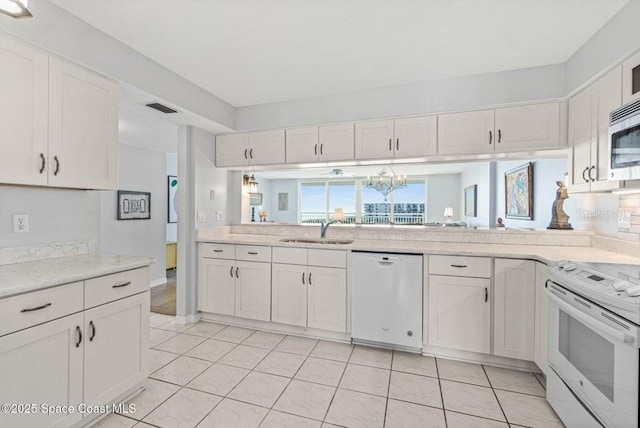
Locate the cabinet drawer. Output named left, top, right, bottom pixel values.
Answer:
left=273, top=247, right=307, bottom=265
left=85, top=267, right=150, bottom=309
left=429, top=255, right=491, bottom=278
left=236, top=245, right=272, bottom=262
left=0, top=281, right=83, bottom=337
left=308, top=249, right=347, bottom=268
left=200, top=243, right=235, bottom=259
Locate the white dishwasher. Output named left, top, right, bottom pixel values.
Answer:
left=351, top=251, right=423, bottom=352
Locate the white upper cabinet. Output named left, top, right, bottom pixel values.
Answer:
left=356, top=116, right=436, bottom=160
left=438, top=110, right=495, bottom=155
left=439, top=103, right=561, bottom=156
left=355, top=119, right=395, bottom=160
left=622, top=50, right=640, bottom=105
left=394, top=116, right=437, bottom=157
left=216, top=130, right=285, bottom=166
left=286, top=123, right=354, bottom=163
left=285, top=126, right=319, bottom=163
left=494, top=102, right=561, bottom=152
left=0, top=35, right=48, bottom=187
left=48, top=58, right=119, bottom=190
left=568, top=66, right=623, bottom=193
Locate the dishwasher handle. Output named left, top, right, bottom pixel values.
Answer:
left=377, top=256, right=399, bottom=265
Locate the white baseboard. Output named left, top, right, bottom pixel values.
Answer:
left=150, top=277, right=168, bottom=288
left=175, top=313, right=201, bottom=325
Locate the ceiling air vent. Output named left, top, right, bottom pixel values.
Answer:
left=145, top=102, right=179, bottom=114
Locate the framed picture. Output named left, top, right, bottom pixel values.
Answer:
left=505, top=162, right=534, bottom=220
left=464, top=184, right=477, bottom=217
left=278, top=193, right=288, bottom=211
left=249, top=193, right=263, bottom=206
left=168, top=175, right=178, bottom=223
left=117, top=190, right=151, bottom=220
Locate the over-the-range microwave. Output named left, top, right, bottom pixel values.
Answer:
left=609, top=98, right=640, bottom=180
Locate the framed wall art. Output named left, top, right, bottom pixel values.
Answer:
left=464, top=184, right=477, bottom=217
left=168, top=175, right=178, bottom=223
left=505, top=162, right=534, bottom=220
left=118, top=190, right=151, bottom=220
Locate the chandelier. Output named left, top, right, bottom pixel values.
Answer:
left=365, top=167, right=407, bottom=201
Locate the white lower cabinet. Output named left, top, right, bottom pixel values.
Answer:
left=493, top=259, right=536, bottom=360
left=0, top=267, right=150, bottom=428
left=534, top=262, right=550, bottom=373
left=271, top=263, right=307, bottom=327
left=83, top=292, right=149, bottom=408
left=235, top=261, right=271, bottom=322
left=428, top=274, right=491, bottom=354
left=0, top=313, right=84, bottom=428
left=307, top=266, right=347, bottom=332
left=198, top=258, right=235, bottom=316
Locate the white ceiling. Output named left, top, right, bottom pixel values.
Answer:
left=51, top=0, right=628, bottom=107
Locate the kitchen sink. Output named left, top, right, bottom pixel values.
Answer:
left=279, top=238, right=354, bottom=245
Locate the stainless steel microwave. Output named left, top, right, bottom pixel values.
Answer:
left=609, top=98, right=640, bottom=180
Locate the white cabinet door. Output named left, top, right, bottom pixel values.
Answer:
left=428, top=275, right=491, bottom=354
left=235, top=261, right=271, bottom=321
left=355, top=119, right=395, bottom=160
left=0, top=313, right=83, bottom=428
left=307, top=266, right=347, bottom=332
left=622, top=50, right=640, bottom=105
left=48, top=58, right=118, bottom=190
left=568, top=87, right=593, bottom=193
left=494, top=259, right=535, bottom=361
left=534, top=262, right=550, bottom=374
left=286, top=126, right=319, bottom=163
left=83, top=292, right=149, bottom=408
left=437, top=110, right=495, bottom=155
left=494, top=103, right=560, bottom=152
left=0, top=35, right=49, bottom=186
left=249, top=129, right=285, bottom=165
left=198, top=258, right=236, bottom=316
left=591, top=66, right=623, bottom=191
left=271, top=263, right=307, bottom=327
left=394, top=115, right=437, bottom=158
left=216, top=133, right=249, bottom=167
left=319, top=123, right=355, bottom=161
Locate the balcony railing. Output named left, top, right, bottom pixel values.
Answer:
left=300, top=212, right=424, bottom=225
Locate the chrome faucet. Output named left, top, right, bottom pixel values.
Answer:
left=320, top=221, right=335, bottom=239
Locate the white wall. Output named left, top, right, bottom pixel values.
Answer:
left=166, top=152, right=178, bottom=242
left=493, top=158, right=567, bottom=229
left=0, top=185, right=100, bottom=248
left=426, top=175, right=461, bottom=224
left=460, top=163, right=492, bottom=228
left=100, top=144, right=167, bottom=282
left=235, top=64, right=565, bottom=130
left=266, top=179, right=299, bottom=223
left=193, top=130, right=231, bottom=228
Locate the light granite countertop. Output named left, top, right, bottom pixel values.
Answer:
left=197, top=234, right=640, bottom=265
left=0, top=253, right=154, bottom=299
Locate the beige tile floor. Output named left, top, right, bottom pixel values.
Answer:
left=93, top=314, right=564, bottom=428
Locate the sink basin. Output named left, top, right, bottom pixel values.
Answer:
left=279, top=238, right=354, bottom=245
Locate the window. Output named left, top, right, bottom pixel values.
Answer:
left=301, top=178, right=426, bottom=225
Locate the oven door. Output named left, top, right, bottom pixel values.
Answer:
left=548, top=284, right=639, bottom=428
left=610, top=113, right=640, bottom=180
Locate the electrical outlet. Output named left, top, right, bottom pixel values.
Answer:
left=197, top=211, right=206, bottom=222
left=210, top=190, right=216, bottom=200
left=216, top=211, right=223, bottom=221
left=13, top=214, right=29, bottom=233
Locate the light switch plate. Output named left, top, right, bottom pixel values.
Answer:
left=216, top=211, right=223, bottom=221
left=197, top=211, right=206, bottom=222
left=210, top=190, right=216, bottom=200
left=13, top=214, right=29, bottom=233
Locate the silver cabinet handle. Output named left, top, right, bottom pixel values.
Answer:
left=39, top=153, right=46, bottom=174
left=112, top=281, right=131, bottom=289
left=485, top=287, right=488, bottom=303
left=54, top=156, right=60, bottom=175
left=451, top=264, right=467, bottom=268
left=89, top=321, right=96, bottom=342
left=75, top=326, right=82, bottom=348
left=21, top=302, right=52, bottom=313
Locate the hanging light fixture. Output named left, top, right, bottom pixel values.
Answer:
left=242, top=174, right=258, bottom=193
left=365, top=167, right=407, bottom=201
left=0, top=0, right=32, bottom=18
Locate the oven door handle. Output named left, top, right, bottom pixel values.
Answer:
left=549, top=291, right=635, bottom=345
